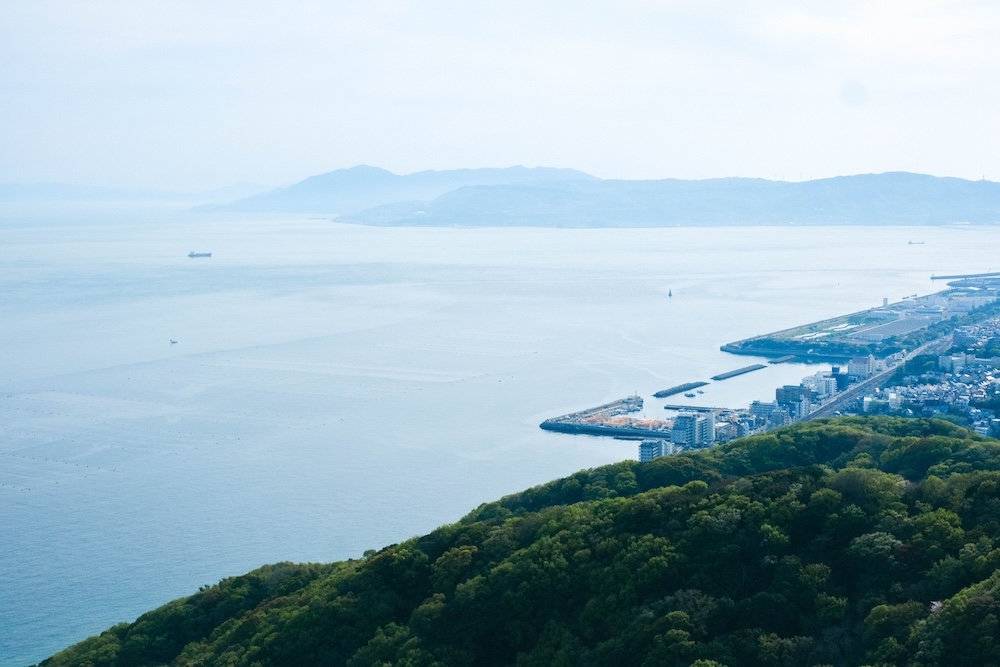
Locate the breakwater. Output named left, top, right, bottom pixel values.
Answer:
left=653, top=381, right=709, bottom=398
left=539, top=421, right=672, bottom=439
left=720, top=343, right=861, bottom=361
left=711, top=364, right=766, bottom=381
left=931, top=271, right=1000, bottom=280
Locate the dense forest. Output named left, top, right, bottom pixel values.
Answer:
left=40, top=417, right=1000, bottom=666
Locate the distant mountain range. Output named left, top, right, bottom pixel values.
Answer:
left=211, top=168, right=1000, bottom=226
left=5, top=168, right=1000, bottom=225
left=197, top=165, right=596, bottom=215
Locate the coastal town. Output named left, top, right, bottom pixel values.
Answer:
left=540, top=272, right=1000, bottom=461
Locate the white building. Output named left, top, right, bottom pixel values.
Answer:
left=698, top=412, right=716, bottom=445
left=749, top=401, right=779, bottom=418
left=639, top=439, right=669, bottom=462
left=945, top=355, right=967, bottom=373
left=848, top=355, right=876, bottom=378
left=802, top=370, right=838, bottom=398
left=671, top=413, right=700, bottom=447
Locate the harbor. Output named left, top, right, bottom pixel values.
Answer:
left=540, top=396, right=673, bottom=439
left=719, top=287, right=999, bottom=362
left=540, top=278, right=1000, bottom=449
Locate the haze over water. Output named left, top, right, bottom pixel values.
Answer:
left=1, top=208, right=995, bottom=665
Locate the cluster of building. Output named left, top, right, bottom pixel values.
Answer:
left=851, top=317, right=1000, bottom=437
left=638, top=411, right=717, bottom=461
left=842, top=293, right=994, bottom=343
left=639, top=353, right=901, bottom=461
left=637, top=292, right=1000, bottom=463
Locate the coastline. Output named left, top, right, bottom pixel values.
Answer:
left=540, top=283, right=1000, bottom=444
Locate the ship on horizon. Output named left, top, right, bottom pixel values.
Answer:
left=188, top=251, right=212, bottom=258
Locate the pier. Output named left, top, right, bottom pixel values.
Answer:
left=653, top=381, right=709, bottom=398
left=540, top=396, right=673, bottom=439
left=711, top=364, right=766, bottom=381
left=539, top=421, right=673, bottom=439
left=931, top=271, right=1000, bottom=280
left=545, top=396, right=643, bottom=422
left=661, top=404, right=729, bottom=413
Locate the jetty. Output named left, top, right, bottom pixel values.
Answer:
left=931, top=271, right=1000, bottom=281
left=711, top=364, right=766, bottom=381
left=653, top=381, right=709, bottom=398
left=540, top=421, right=673, bottom=439
left=540, top=396, right=673, bottom=439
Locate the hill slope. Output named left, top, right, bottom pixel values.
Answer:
left=40, top=417, right=1000, bottom=666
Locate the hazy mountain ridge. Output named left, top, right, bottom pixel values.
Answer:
left=200, top=165, right=597, bottom=215
left=40, top=417, right=1000, bottom=667
left=345, top=172, right=1000, bottom=227
left=7, top=170, right=1000, bottom=225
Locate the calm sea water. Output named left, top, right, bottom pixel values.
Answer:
left=1, top=206, right=996, bottom=665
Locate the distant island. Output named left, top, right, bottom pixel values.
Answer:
left=202, top=167, right=1000, bottom=227
left=6, top=167, right=1000, bottom=227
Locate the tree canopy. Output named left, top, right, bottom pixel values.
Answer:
left=39, top=417, right=1000, bottom=667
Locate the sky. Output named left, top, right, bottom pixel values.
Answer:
left=2, top=1, right=999, bottom=191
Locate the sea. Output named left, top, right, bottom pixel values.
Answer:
left=1, top=203, right=996, bottom=666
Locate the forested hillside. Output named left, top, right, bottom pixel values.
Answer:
left=40, top=417, right=1000, bottom=666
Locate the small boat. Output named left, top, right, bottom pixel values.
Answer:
left=696, top=390, right=705, bottom=394
left=170, top=340, right=177, bottom=344
left=668, top=289, right=673, bottom=297
left=188, top=251, right=212, bottom=258
left=684, top=392, right=696, bottom=398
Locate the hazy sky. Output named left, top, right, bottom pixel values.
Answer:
left=2, top=1, right=999, bottom=190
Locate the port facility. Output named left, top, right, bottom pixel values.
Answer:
left=540, top=396, right=673, bottom=439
